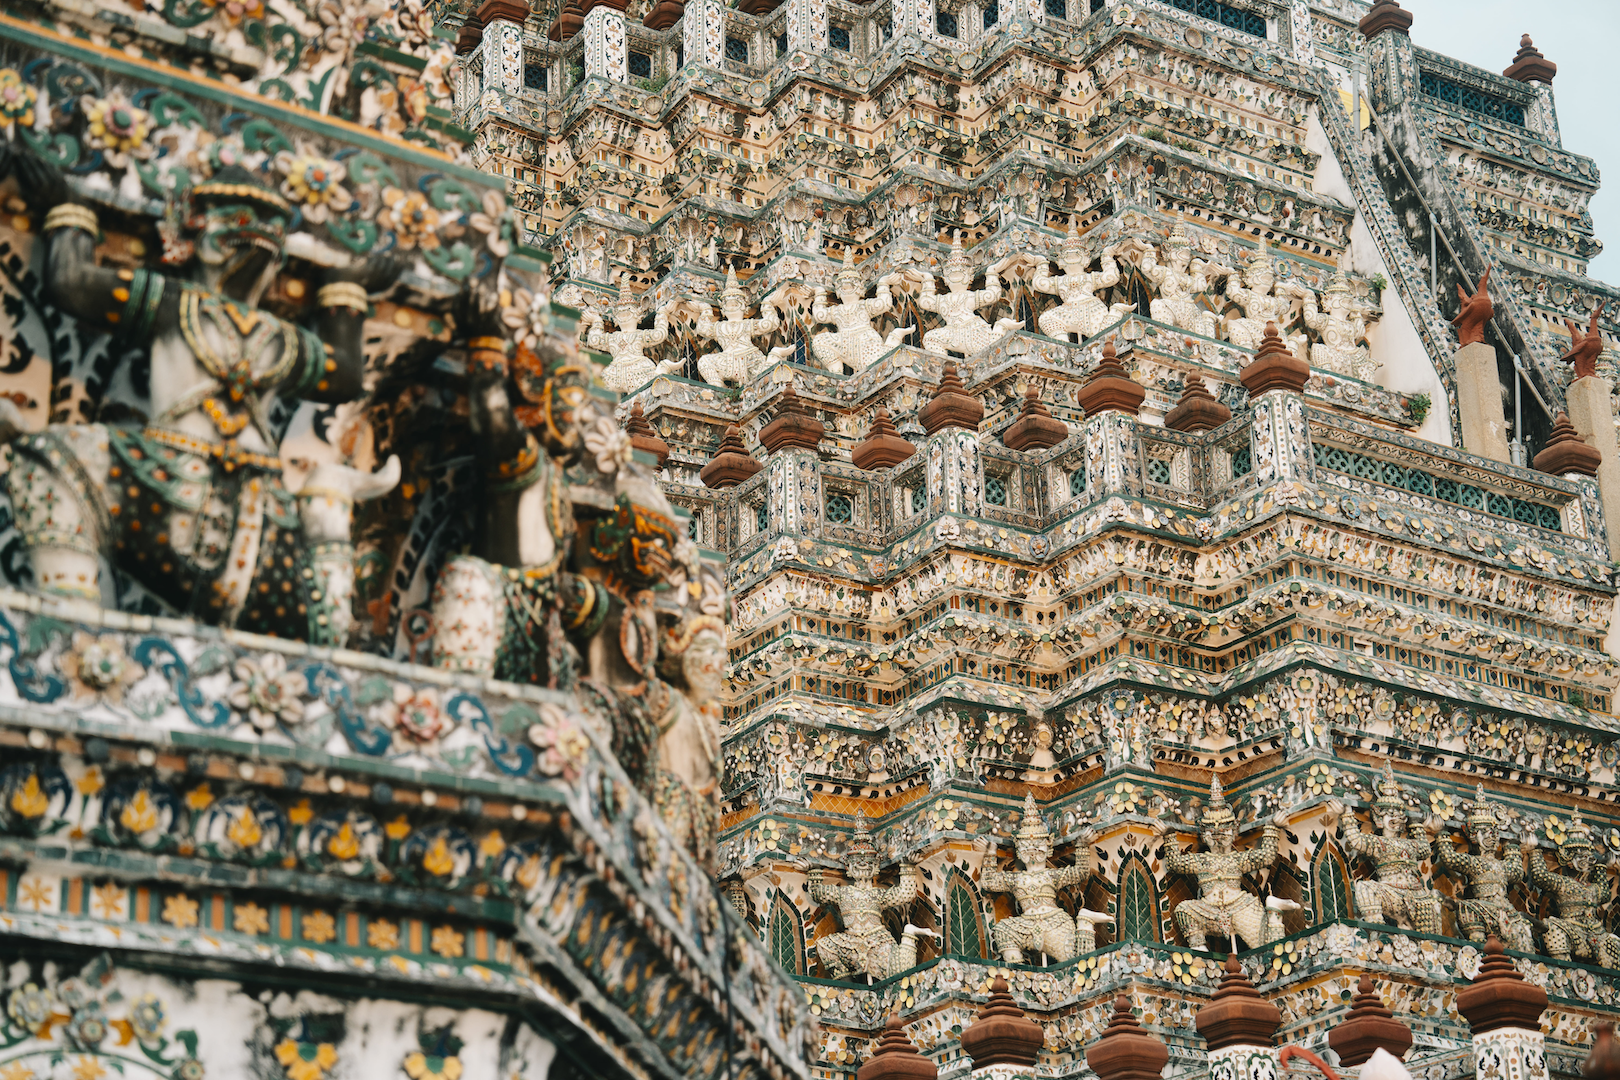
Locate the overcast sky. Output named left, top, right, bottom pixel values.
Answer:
left=1402, top=1, right=1620, bottom=284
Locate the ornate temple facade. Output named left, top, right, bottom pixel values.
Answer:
left=442, top=0, right=1620, bottom=1075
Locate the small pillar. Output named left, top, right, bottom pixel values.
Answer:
left=1566, top=377, right=1620, bottom=560
left=785, top=0, right=827, bottom=54
left=1196, top=955, right=1282, bottom=1080
left=699, top=425, right=762, bottom=488
left=1329, top=975, right=1414, bottom=1067
left=1240, top=323, right=1314, bottom=484
left=1002, top=387, right=1069, bottom=451
left=1457, top=936, right=1549, bottom=1080
left=477, top=0, right=528, bottom=97
left=1087, top=991, right=1168, bottom=1080
left=1076, top=339, right=1145, bottom=418
left=1164, top=373, right=1231, bottom=433
left=960, top=977, right=1043, bottom=1077
left=583, top=4, right=628, bottom=82
left=681, top=0, right=724, bottom=65
left=1455, top=342, right=1512, bottom=463
left=623, top=401, right=670, bottom=468
left=857, top=1016, right=937, bottom=1080
left=852, top=407, right=916, bottom=470
left=919, top=360, right=983, bottom=435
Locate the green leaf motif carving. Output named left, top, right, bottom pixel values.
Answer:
left=327, top=218, right=379, bottom=254
left=423, top=241, right=477, bottom=281
left=945, top=873, right=983, bottom=958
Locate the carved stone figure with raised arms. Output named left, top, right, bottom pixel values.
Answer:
left=0, top=158, right=396, bottom=644
left=809, top=248, right=913, bottom=374
left=917, top=233, right=1022, bottom=357
left=1130, top=216, right=1221, bottom=339
left=1434, top=784, right=1534, bottom=952
left=1524, top=811, right=1620, bottom=967
left=683, top=264, right=782, bottom=386
left=1300, top=267, right=1378, bottom=380
left=1033, top=219, right=1133, bottom=341
left=1325, top=762, right=1442, bottom=934
left=1160, top=776, right=1285, bottom=950
left=1219, top=241, right=1307, bottom=353
left=980, top=793, right=1098, bottom=963
left=807, top=816, right=935, bottom=980
left=587, top=293, right=671, bottom=393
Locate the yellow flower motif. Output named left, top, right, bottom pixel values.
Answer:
left=274, top=1040, right=337, bottom=1080
left=274, top=152, right=353, bottom=224
left=71, top=1058, right=106, bottom=1080
left=302, top=910, right=337, bottom=944
left=429, top=924, right=465, bottom=959
left=162, top=893, right=200, bottom=929
left=478, top=830, right=506, bottom=859
left=82, top=92, right=152, bottom=159
left=10, top=773, right=48, bottom=818
left=367, top=918, right=400, bottom=950
left=327, top=821, right=361, bottom=860
left=234, top=902, right=270, bottom=936
left=288, top=799, right=314, bottom=825
left=185, top=784, right=215, bottom=811
left=422, top=836, right=454, bottom=877
left=384, top=815, right=412, bottom=840
left=404, top=1054, right=463, bottom=1080
left=0, top=69, right=37, bottom=130
left=1, top=1061, right=37, bottom=1080
left=120, top=789, right=160, bottom=834
left=76, top=767, right=104, bottom=796
left=227, top=807, right=263, bottom=849
left=513, top=854, right=542, bottom=891
left=378, top=187, right=441, bottom=250
left=91, top=882, right=127, bottom=920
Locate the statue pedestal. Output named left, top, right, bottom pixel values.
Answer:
left=1454, top=342, right=1511, bottom=463
left=1565, top=374, right=1620, bottom=560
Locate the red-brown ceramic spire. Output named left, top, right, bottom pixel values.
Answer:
left=857, top=1016, right=938, bottom=1080
left=1002, top=387, right=1069, bottom=451
left=851, top=407, right=917, bottom=470
left=1196, top=954, right=1282, bottom=1051
left=1164, top=373, right=1231, bottom=433
left=919, top=360, right=984, bottom=434
left=1328, top=974, right=1413, bottom=1067
left=1240, top=322, right=1310, bottom=397
left=959, top=977, right=1044, bottom=1068
left=1456, top=935, right=1548, bottom=1035
left=622, top=401, right=670, bottom=468
left=1075, top=338, right=1145, bottom=418
left=1358, top=0, right=1411, bottom=39
left=759, top=384, right=826, bottom=453
left=699, top=424, right=763, bottom=488
left=1087, top=992, right=1168, bottom=1080
left=1533, top=413, right=1601, bottom=477
left=1503, top=35, right=1556, bottom=84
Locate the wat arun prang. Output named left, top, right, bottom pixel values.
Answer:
left=0, top=0, right=1618, bottom=1077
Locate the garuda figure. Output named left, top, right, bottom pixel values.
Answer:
left=807, top=817, right=934, bottom=980
left=683, top=264, right=782, bottom=386
left=917, top=234, right=1022, bottom=357
left=1434, top=785, right=1534, bottom=952
left=1217, top=241, right=1307, bottom=353
left=1325, top=763, right=1442, bottom=934
left=1525, top=811, right=1620, bottom=967
left=981, top=793, right=1097, bottom=963
left=1032, top=220, right=1131, bottom=342
left=1130, top=217, right=1222, bottom=339
left=1161, top=776, right=1286, bottom=951
left=1300, top=268, right=1378, bottom=381
left=808, top=249, right=912, bottom=374
left=586, top=294, right=671, bottom=393
left=0, top=156, right=395, bottom=644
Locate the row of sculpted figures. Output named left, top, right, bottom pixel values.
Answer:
left=0, top=142, right=727, bottom=872
left=581, top=215, right=1382, bottom=393
left=787, top=766, right=1620, bottom=982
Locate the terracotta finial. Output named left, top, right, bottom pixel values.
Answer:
left=1328, top=974, right=1414, bottom=1067
left=456, top=14, right=484, bottom=52
left=851, top=407, right=917, bottom=470
left=1076, top=338, right=1146, bottom=417
left=1534, top=413, right=1601, bottom=478
left=759, top=384, right=827, bottom=453
left=643, top=0, right=685, bottom=28
left=857, top=1015, right=938, bottom=1080
left=919, top=360, right=985, bottom=434
left=959, top=977, right=1045, bottom=1068
left=1562, top=302, right=1608, bottom=381
left=1504, top=34, right=1557, bottom=84
left=1239, top=322, right=1311, bottom=397
left=1358, top=0, right=1412, bottom=39
left=1452, top=267, right=1494, bottom=347
left=1585, top=1023, right=1620, bottom=1080
left=1195, top=954, right=1282, bottom=1051
left=548, top=0, right=584, bottom=39
left=1456, top=935, right=1548, bottom=1034
left=477, top=0, right=532, bottom=27
left=1003, top=386, right=1070, bottom=451
left=1087, top=991, right=1169, bottom=1080
left=622, top=401, right=670, bottom=468
left=699, top=424, right=763, bottom=488
left=1164, top=373, right=1232, bottom=432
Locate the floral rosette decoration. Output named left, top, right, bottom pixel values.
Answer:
left=227, top=653, right=307, bottom=733
left=374, top=684, right=453, bottom=745
left=583, top=415, right=634, bottom=476
left=379, top=186, right=442, bottom=249
left=60, top=632, right=144, bottom=704
left=275, top=150, right=355, bottom=224
left=80, top=91, right=154, bottom=168
left=528, top=703, right=591, bottom=780
left=202, top=0, right=265, bottom=26
left=0, top=69, right=38, bottom=135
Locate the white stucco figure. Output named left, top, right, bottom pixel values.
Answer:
left=1217, top=241, right=1307, bottom=352
left=1300, top=267, right=1380, bottom=381
left=1131, top=217, right=1222, bottom=338
left=917, top=233, right=1022, bottom=357
left=586, top=295, right=672, bottom=393
left=683, top=264, right=781, bottom=386
left=809, top=249, right=913, bottom=373
left=1033, top=219, right=1134, bottom=341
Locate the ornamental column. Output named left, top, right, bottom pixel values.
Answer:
left=1564, top=379, right=1620, bottom=560
left=583, top=3, right=628, bottom=82
left=785, top=0, right=827, bottom=54
left=759, top=386, right=828, bottom=540
left=917, top=361, right=985, bottom=519
left=1076, top=339, right=1145, bottom=500
left=1456, top=936, right=1549, bottom=1080
left=1239, top=323, right=1314, bottom=485
left=960, top=977, right=1044, bottom=1079
left=1195, top=955, right=1282, bottom=1080
left=681, top=0, right=724, bottom=67
left=477, top=0, right=529, bottom=98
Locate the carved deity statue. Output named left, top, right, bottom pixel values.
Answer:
left=1301, top=268, right=1378, bottom=381
left=981, top=793, right=1098, bottom=963
left=1161, top=776, right=1285, bottom=951
left=808, top=249, right=913, bottom=374
left=1217, top=241, right=1306, bottom=353
left=0, top=157, right=395, bottom=643
left=1434, top=785, right=1535, bottom=952
left=682, top=264, right=781, bottom=386
left=1032, top=219, right=1133, bottom=341
left=916, top=233, right=1022, bottom=357
left=650, top=576, right=728, bottom=873
left=807, top=817, right=934, bottom=980
left=1325, top=763, right=1442, bottom=934
left=586, top=294, right=672, bottom=393
left=1130, top=217, right=1221, bottom=339
left=1525, top=811, right=1620, bottom=967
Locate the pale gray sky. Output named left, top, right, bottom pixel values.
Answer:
left=1402, top=1, right=1620, bottom=284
